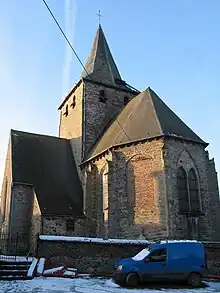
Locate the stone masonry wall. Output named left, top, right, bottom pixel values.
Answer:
left=84, top=138, right=168, bottom=240
left=42, top=216, right=85, bottom=237
left=59, top=80, right=136, bottom=177
left=29, top=194, right=41, bottom=254
left=9, top=184, right=35, bottom=254
left=38, top=239, right=220, bottom=276
left=83, top=81, right=136, bottom=158
left=82, top=163, right=99, bottom=237
left=0, top=136, right=13, bottom=237
left=163, top=138, right=215, bottom=241
left=207, top=155, right=220, bottom=241
left=38, top=239, right=147, bottom=275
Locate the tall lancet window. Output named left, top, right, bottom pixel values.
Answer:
left=188, top=168, right=200, bottom=213
left=64, top=104, right=69, bottom=116
left=177, top=167, right=189, bottom=212
left=71, top=95, right=76, bottom=108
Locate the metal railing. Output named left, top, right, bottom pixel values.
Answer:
left=0, top=232, right=37, bottom=262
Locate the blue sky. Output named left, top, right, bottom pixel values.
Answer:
left=0, top=0, right=219, bottom=188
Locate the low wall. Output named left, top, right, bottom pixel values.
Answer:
left=37, top=236, right=220, bottom=276
left=38, top=236, right=149, bottom=275
left=204, top=242, right=220, bottom=274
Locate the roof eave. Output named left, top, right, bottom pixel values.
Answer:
left=164, top=134, right=209, bottom=148
left=80, top=135, right=164, bottom=166
left=58, top=79, right=83, bottom=110
left=42, top=212, right=85, bottom=218
left=83, top=77, right=140, bottom=95
left=80, top=134, right=208, bottom=166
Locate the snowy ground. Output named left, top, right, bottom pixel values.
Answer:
left=0, top=277, right=220, bottom=293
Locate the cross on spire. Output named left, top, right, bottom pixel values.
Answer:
left=96, top=10, right=103, bottom=25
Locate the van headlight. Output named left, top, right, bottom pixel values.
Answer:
left=117, top=265, right=123, bottom=271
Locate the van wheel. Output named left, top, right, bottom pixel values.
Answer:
left=125, top=272, right=139, bottom=287
left=188, top=273, right=201, bottom=288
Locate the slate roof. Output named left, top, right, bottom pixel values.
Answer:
left=11, top=130, right=84, bottom=217
left=85, top=87, right=207, bottom=161
left=81, top=25, right=132, bottom=91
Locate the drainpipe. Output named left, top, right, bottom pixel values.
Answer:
left=163, top=146, right=171, bottom=240
left=8, top=182, right=14, bottom=245
left=81, top=81, right=86, bottom=161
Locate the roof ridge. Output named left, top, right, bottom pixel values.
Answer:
left=146, top=88, right=207, bottom=144
left=113, top=91, right=144, bottom=143
left=81, top=25, right=122, bottom=84
left=83, top=87, right=207, bottom=162
left=11, top=129, right=69, bottom=141
left=146, top=88, right=163, bottom=135
left=90, top=25, right=100, bottom=75
left=102, top=29, right=116, bottom=84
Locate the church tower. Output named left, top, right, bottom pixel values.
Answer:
left=58, top=25, right=139, bottom=171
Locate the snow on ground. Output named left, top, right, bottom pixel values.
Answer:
left=0, top=277, right=219, bottom=293
left=37, top=257, right=46, bottom=274
left=27, top=258, right=38, bottom=277
left=0, top=255, right=33, bottom=262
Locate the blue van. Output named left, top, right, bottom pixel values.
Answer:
left=114, top=240, right=207, bottom=287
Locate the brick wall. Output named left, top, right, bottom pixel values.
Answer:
left=37, top=238, right=220, bottom=276
left=109, top=140, right=168, bottom=240
left=84, top=138, right=168, bottom=240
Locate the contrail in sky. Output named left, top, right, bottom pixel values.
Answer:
left=62, top=0, right=77, bottom=98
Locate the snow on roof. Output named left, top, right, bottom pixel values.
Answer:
left=158, top=240, right=200, bottom=244
left=39, top=236, right=204, bottom=245
left=132, top=248, right=150, bottom=261
left=39, top=235, right=150, bottom=245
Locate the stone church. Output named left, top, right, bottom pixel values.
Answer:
left=1, top=25, right=220, bottom=251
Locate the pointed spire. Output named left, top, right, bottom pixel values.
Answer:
left=81, top=25, right=122, bottom=85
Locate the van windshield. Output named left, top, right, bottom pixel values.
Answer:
left=132, top=248, right=150, bottom=261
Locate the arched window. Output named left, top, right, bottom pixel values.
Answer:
left=124, top=96, right=129, bottom=105
left=99, top=90, right=107, bottom=103
left=63, top=104, right=68, bottom=116
left=188, top=168, right=200, bottom=213
left=71, top=95, right=76, bottom=108
left=177, top=167, right=189, bottom=212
